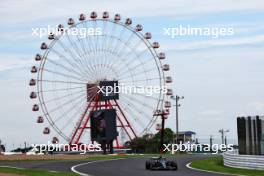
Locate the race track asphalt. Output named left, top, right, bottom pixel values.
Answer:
left=73, top=155, right=230, bottom=176
left=0, top=155, right=231, bottom=176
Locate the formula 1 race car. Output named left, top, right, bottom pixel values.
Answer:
left=145, top=156, right=178, bottom=170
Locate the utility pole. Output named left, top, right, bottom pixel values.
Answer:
left=154, top=110, right=169, bottom=153
left=210, top=135, right=213, bottom=153
left=171, top=95, right=184, bottom=143
left=160, top=114, right=165, bottom=152
left=218, top=129, right=229, bottom=144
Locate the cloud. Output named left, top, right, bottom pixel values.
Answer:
left=163, top=35, right=264, bottom=51
left=1, top=0, right=264, bottom=25
left=246, top=102, right=264, bottom=114
left=0, top=55, right=33, bottom=72
left=200, top=110, right=224, bottom=116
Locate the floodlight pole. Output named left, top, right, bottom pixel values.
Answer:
left=171, top=95, right=184, bottom=143
left=219, top=129, right=229, bottom=145
left=160, top=114, right=165, bottom=152
left=154, top=111, right=168, bottom=153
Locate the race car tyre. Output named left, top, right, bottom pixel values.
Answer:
left=170, top=161, right=178, bottom=170
left=145, top=161, right=151, bottom=170
left=149, top=163, right=154, bottom=170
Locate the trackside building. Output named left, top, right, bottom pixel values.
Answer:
left=237, top=116, right=264, bottom=155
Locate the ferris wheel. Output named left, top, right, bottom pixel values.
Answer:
left=29, top=11, right=173, bottom=146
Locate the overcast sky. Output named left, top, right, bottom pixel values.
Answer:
left=1, top=0, right=264, bottom=149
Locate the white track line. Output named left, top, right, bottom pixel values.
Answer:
left=0, top=166, right=25, bottom=170
left=71, top=158, right=125, bottom=176
left=186, top=162, right=244, bottom=176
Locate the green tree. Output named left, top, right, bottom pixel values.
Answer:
left=129, top=128, right=174, bottom=153
left=154, top=128, right=174, bottom=144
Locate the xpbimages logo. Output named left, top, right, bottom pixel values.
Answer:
left=32, top=25, right=103, bottom=38
left=97, top=84, right=168, bottom=96
left=163, top=25, right=234, bottom=39
left=31, top=142, right=102, bottom=154
left=163, top=142, right=234, bottom=154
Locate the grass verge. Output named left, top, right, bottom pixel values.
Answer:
left=0, top=153, right=178, bottom=162
left=0, top=167, right=78, bottom=176
left=0, top=154, right=157, bottom=175
left=190, top=156, right=264, bottom=176
left=0, top=153, right=181, bottom=175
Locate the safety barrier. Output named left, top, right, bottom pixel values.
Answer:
left=223, top=150, right=264, bottom=170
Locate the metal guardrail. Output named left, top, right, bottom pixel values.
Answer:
left=223, top=150, right=264, bottom=170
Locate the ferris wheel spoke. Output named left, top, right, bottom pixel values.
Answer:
left=119, top=95, right=159, bottom=133
left=118, top=67, right=157, bottom=80
left=120, top=95, right=153, bottom=121
left=81, top=22, right=93, bottom=52
left=116, top=57, right=155, bottom=78
left=103, top=39, right=129, bottom=70
left=73, top=38, right=101, bottom=78
left=80, top=48, right=119, bottom=80
left=43, top=92, right=86, bottom=115
left=75, top=29, right=91, bottom=56
left=84, top=22, right=96, bottom=54
left=65, top=33, right=86, bottom=60
left=91, top=21, right=102, bottom=77
left=91, top=34, right=134, bottom=74
left=100, top=22, right=109, bottom=65
left=53, top=95, right=86, bottom=124
left=115, top=31, right=134, bottom=56
left=105, top=22, right=117, bottom=53
left=40, top=89, right=85, bottom=105
left=93, top=20, right=99, bottom=53
left=95, top=47, right=121, bottom=76
left=111, top=47, right=151, bottom=73
left=64, top=34, right=92, bottom=75
left=70, top=24, right=108, bottom=80
left=73, top=23, right=103, bottom=77
left=49, top=48, right=89, bottom=78
left=119, top=77, right=161, bottom=83
left=75, top=55, right=103, bottom=81
left=110, top=26, right=126, bottom=55
left=99, top=29, right=117, bottom=73
left=101, top=49, right=115, bottom=77
left=100, top=21, right=107, bottom=51
left=117, top=100, right=146, bottom=130
left=124, top=90, right=162, bottom=101
left=118, top=98, right=151, bottom=129
left=61, top=92, right=98, bottom=131
left=50, top=44, right=91, bottom=80
left=118, top=37, right=143, bottom=59
left=121, top=93, right=156, bottom=112
left=45, top=56, right=85, bottom=79
left=40, top=79, right=87, bottom=85
left=45, top=96, right=86, bottom=141
left=60, top=101, right=85, bottom=131
left=44, top=120, right=69, bottom=141
left=119, top=108, right=146, bottom=132
left=104, top=35, right=144, bottom=71
left=39, top=86, right=84, bottom=93
left=57, top=39, right=90, bottom=77
left=100, top=51, right=120, bottom=79
left=103, top=35, right=125, bottom=66
left=72, top=30, right=95, bottom=75
left=42, top=68, right=87, bottom=82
